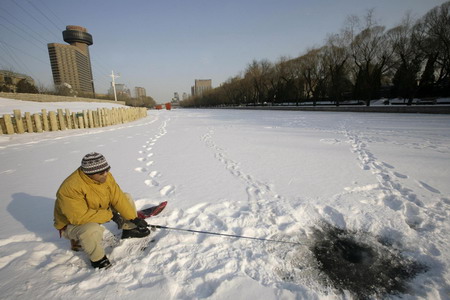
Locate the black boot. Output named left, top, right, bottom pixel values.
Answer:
left=91, top=255, right=112, bottom=269
left=121, top=227, right=150, bottom=239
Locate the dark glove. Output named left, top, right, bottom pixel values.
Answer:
left=131, top=218, right=148, bottom=229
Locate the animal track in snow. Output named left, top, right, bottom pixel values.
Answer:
left=134, top=167, right=147, bottom=173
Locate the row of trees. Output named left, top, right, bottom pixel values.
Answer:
left=181, top=2, right=450, bottom=107
left=1, top=78, right=156, bottom=109
left=0, top=78, right=38, bottom=93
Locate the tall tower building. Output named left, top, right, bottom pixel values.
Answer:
left=48, top=25, right=94, bottom=95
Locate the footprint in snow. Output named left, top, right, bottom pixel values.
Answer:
left=382, top=162, right=394, bottom=169
left=393, top=172, right=408, bottom=179
left=160, top=185, right=175, bottom=196
left=145, top=179, right=159, bottom=187
left=134, top=167, right=147, bottom=173
left=0, top=250, right=27, bottom=270
left=44, top=158, right=58, bottom=163
left=320, top=138, right=341, bottom=144
left=418, top=181, right=440, bottom=194
left=0, top=169, right=16, bottom=175
left=149, top=171, right=160, bottom=178
left=137, top=157, right=147, bottom=162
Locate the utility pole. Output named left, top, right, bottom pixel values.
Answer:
left=109, top=70, right=120, bottom=101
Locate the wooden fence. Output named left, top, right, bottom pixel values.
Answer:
left=0, top=107, right=147, bottom=135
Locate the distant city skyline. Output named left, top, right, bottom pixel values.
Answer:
left=0, top=0, right=447, bottom=103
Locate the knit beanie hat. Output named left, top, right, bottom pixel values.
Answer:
left=81, top=152, right=110, bottom=175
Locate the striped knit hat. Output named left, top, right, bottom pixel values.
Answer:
left=81, top=152, right=110, bottom=175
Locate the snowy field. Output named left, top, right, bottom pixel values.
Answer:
left=0, top=98, right=450, bottom=299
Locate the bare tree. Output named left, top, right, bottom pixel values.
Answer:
left=414, top=1, right=450, bottom=97
left=244, top=59, right=272, bottom=104
left=347, top=10, right=395, bottom=106
left=297, top=48, right=326, bottom=105
left=322, top=32, right=352, bottom=106
left=387, top=14, right=423, bottom=104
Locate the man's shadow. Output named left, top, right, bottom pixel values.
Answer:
left=7, top=193, right=63, bottom=245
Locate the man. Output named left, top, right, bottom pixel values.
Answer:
left=54, top=152, right=150, bottom=269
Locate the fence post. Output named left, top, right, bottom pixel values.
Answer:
left=3, top=114, right=15, bottom=134
left=92, top=110, right=99, bottom=127
left=97, top=108, right=103, bottom=127
left=33, top=113, right=43, bottom=133
left=87, top=110, right=94, bottom=128
left=65, top=109, right=72, bottom=129
left=71, top=112, right=78, bottom=129
left=83, top=110, right=89, bottom=128
left=13, top=109, right=25, bottom=134
left=57, top=109, right=66, bottom=130
left=49, top=111, right=58, bottom=131
left=25, top=112, right=33, bottom=133
left=78, top=115, right=84, bottom=129
left=42, top=109, right=49, bottom=131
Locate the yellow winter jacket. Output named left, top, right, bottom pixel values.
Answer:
left=53, top=168, right=137, bottom=230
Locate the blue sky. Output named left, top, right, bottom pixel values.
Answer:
left=0, top=0, right=447, bottom=103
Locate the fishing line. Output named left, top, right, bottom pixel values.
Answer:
left=148, top=224, right=304, bottom=246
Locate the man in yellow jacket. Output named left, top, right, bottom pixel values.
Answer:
left=54, top=152, right=150, bottom=269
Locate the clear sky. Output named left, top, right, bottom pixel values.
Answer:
left=0, top=0, right=447, bottom=103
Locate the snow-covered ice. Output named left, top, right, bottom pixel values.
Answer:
left=0, top=98, right=449, bottom=299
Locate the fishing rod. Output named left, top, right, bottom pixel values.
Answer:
left=148, top=224, right=304, bottom=246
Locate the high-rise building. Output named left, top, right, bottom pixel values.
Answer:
left=47, top=25, right=94, bottom=95
left=191, top=79, right=212, bottom=97
left=173, top=92, right=180, bottom=102
left=135, top=86, right=146, bottom=98
left=109, top=83, right=131, bottom=98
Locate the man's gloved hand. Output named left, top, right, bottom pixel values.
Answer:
left=131, top=217, right=148, bottom=229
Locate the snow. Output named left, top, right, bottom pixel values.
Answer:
left=1, top=97, right=450, bottom=299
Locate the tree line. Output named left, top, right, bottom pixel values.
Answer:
left=181, top=2, right=450, bottom=108
left=1, top=77, right=156, bottom=109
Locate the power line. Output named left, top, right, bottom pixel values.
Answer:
left=35, top=0, right=66, bottom=29
left=0, top=41, right=36, bottom=78
left=0, top=7, right=54, bottom=44
left=10, top=0, right=60, bottom=41
left=0, top=15, right=49, bottom=49
left=0, top=40, right=50, bottom=66
left=25, top=0, right=62, bottom=32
